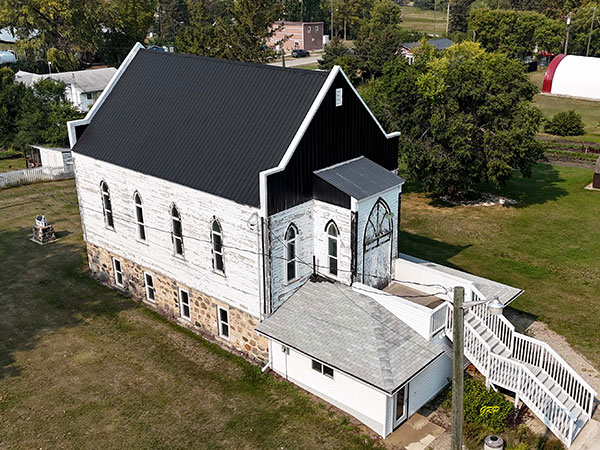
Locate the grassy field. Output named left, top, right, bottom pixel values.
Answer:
left=297, top=63, right=320, bottom=70
left=0, top=157, right=26, bottom=173
left=0, top=180, right=379, bottom=449
left=399, top=163, right=600, bottom=369
left=529, top=70, right=600, bottom=144
left=400, top=6, right=441, bottom=35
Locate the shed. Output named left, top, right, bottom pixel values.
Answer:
left=27, top=145, right=72, bottom=168
left=542, top=55, right=600, bottom=101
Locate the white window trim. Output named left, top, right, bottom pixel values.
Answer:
left=179, top=288, right=191, bottom=321
left=335, top=88, right=343, bottom=107
left=211, top=219, right=225, bottom=275
left=101, top=181, right=114, bottom=230
left=311, top=359, right=334, bottom=379
left=144, top=272, right=155, bottom=303
left=171, top=205, right=184, bottom=258
left=217, top=306, right=230, bottom=340
left=284, top=225, right=298, bottom=284
left=112, top=257, right=123, bottom=287
left=134, top=192, right=146, bottom=242
left=327, top=222, right=339, bottom=277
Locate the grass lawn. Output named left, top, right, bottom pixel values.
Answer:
left=0, top=157, right=26, bottom=173
left=400, top=6, right=443, bottom=35
left=0, top=180, right=379, bottom=449
left=399, top=163, right=600, bottom=369
left=529, top=70, right=600, bottom=144
left=297, top=63, right=320, bottom=70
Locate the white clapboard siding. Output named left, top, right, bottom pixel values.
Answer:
left=407, top=353, right=452, bottom=417
left=0, top=165, right=74, bottom=188
left=74, top=153, right=263, bottom=317
left=270, top=339, right=389, bottom=436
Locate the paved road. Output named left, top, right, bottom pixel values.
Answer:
left=268, top=54, right=321, bottom=68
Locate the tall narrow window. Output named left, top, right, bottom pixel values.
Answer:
left=144, top=273, right=155, bottom=302
left=327, top=221, right=339, bottom=276
left=171, top=205, right=184, bottom=256
left=211, top=219, right=224, bottom=273
left=101, top=181, right=114, bottom=228
left=179, top=288, right=190, bottom=320
left=134, top=192, right=146, bottom=241
left=217, top=306, right=229, bottom=339
left=112, top=258, right=123, bottom=287
left=285, top=224, right=297, bottom=283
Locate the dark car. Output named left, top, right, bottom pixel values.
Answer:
left=291, top=49, right=310, bottom=58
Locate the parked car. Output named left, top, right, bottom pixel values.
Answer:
left=291, top=49, right=310, bottom=58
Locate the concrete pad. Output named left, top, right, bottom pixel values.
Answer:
left=571, top=419, right=600, bottom=450
left=384, top=412, right=445, bottom=449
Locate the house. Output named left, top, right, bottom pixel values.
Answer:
left=542, top=54, right=600, bottom=101
left=26, top=145, right=72, bottom=168
left=0, top=27, right=17, bottom=51
left=270, top=21, right=324, bottom=52
left=67, top=43, right=595, bottom=446
left=399, top=38, right=454, bottom=64
left=16, top=67, right=117, bottom=111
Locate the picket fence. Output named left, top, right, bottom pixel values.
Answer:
left=0, top=165, right=74, bottom=188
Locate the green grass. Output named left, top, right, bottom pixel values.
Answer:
left=399, top=163, right=600, bottom=369
left=0, top=180, right=380, bottom=449
left=529, top=71, right=600, bottom=144
left=297, top=63, right=320, bottom=70
left=400, top=6, right=443, bottom=35
left=0, top=157, right=26, bottom=173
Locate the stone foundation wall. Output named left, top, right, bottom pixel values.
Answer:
left=86, top=242, right=268, bottom=363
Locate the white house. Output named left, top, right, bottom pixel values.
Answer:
left=26, top=145, right=72, bottom=168
left=16, top=67, right=116, bottom=111
left=67, top=43, right=595, bottom=446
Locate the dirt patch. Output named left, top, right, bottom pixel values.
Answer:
left=544, top=155, right=596, bottom=169
left=440, top=193, right=518, bottom=207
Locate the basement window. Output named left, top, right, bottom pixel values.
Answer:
left=217, top=306, right=230, bottom=340
left=312, top=359, right=334, bottom=379
left=112, top=258, right=123, bottom=287
left=335, top=88, right=343, bottom=107
left=179, top=288, right=190, bottom=320
left=144, top=272, right=155, bottom=302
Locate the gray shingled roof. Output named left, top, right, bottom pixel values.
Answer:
left=16, top=67, right=117, bottom=93
left=398, top=253, right=523, bottom=306
left=314, top=157, right=405, bottom=200
left=401, top=38, right=454, bottom=51
left=256, top=278, right=442, bottom=393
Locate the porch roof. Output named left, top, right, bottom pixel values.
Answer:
left=314, top=157, right=405, bottom=200
left=256, top=277, right=442, bottom=393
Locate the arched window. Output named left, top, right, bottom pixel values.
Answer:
left=326, top=221, right=339, bottom=276
left=171, top=205, right=184, bottom=256
left=363, top=198, right=393, bottom=288
left=211, top=219, right=224, bottom=273
left=134, top=192, right=146, bottom=241
left=100, top=181, right=114, bottom=228
left=285, top=224, right=297, bottom=282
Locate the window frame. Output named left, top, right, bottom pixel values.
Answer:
left=217, top=306, right=230, bottom=340
left=307, top=26, right=311, bottom=33
left=134, top=191, right=146, bottom=242
left=179, top=288, right=191, bottom=320
left=211, top=218, right=225, bottom=274
left=284, top=224, right=298, bottom=284
left=144, top=272, right=155, bottom=302
left=335, top=88, right=343, bottom=107
left=311, top=359, right=334, bottom=379
left=326, top=221, right=339, bottom=277
left=100, top=181, right=114, bottom=229
left=170, top=204, right=184, bottom=257
left=112, top=257, right=123, bottom=287
left=315, top=25, right=319, bottom=32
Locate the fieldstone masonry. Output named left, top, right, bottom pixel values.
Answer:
left=86, top=242, right=268, bottom=363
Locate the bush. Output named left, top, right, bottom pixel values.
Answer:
left=0, top=149, right=22, bottom=160
left=544, top=110, right=585, bottom=136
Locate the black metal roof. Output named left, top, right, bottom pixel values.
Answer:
left=314, top=157, right=405, bottom=200
left=72, top=49, right=330, bottom=207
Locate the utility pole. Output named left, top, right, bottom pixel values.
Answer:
left=587, top=7, right=597, bottom=57
left=331, top=0, right=334, bottom=40
left=565, top=11, right=572, bottom=55
left=451, top=287, right=465, bottom=450
left=434, top=0, right=437, bottom=36
left=446, top=0, right=450, bottom=35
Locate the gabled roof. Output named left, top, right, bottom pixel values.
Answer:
left=315, top=157, right=405, bottom=200
left=72, top=49, right=331, bottom=207
left=401, top=38, right=454, bottom=52
left=256, top=278, right=443, bottom=393
left=16, top=68, right=117, bottom=93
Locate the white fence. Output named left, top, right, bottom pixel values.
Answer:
left=0, top=165, right=74, bottom=188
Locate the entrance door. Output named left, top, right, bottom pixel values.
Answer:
left=363, top=199, right=393, bottom=289
left=394, top=385, right=408, bottom=428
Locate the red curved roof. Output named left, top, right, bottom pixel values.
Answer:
left=542, top=54, right=566, bottom=93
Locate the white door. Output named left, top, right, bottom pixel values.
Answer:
left=363, top=199, right=393, bottom=289
left=394, top=384, right=408, bottom=428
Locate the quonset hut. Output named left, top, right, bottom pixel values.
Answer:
left=542, top=54, right=600, bottom=101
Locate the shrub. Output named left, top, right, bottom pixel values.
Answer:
left=544, top=110, right=585, bottom=136
left=0, top=149, right=22, bottom=160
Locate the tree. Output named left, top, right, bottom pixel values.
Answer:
left=318, top=37, right=350, bottom=70
left=362, top=42, right=544, bottom=197
left=324, top=0, right=373, bottom=40
left=567, top=2, right=600, bottom=57
left=544, top=110, right=585, bottom=136
left=449, top=0, right=475, bottom=32
left=468, top=8, right=564, bottom=59
left=0, top=68, right=27, bottom=149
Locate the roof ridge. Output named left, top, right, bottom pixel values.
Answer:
left=368, top=301, right=396, bottom=391
left=138, top=48, right=330, bottom=78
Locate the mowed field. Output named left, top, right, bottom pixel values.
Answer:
left=400, top=6, right=441, bottom=35
left=0, top=180, right=379, bottom=449
left=529, top=70, right=600, bottom=143
left=0, top=157, right=25, bottom=173
left=399, top=163, right=600, bottom=370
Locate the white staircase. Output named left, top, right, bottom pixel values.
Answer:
left=445, top=293, right=597, bottom=447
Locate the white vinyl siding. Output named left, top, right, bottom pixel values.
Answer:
left=407, top=353, right=452, bottom=417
